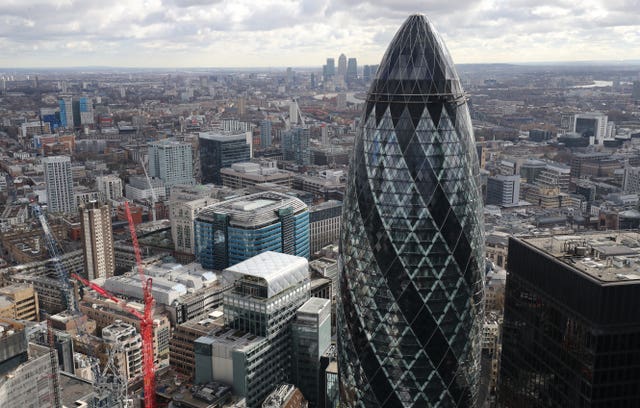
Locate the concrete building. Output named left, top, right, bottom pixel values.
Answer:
left=220, top=162, right=293, bottom=190
left=2, top=249, right=84, bottom=314
left=102, top=321, right=143, bottom=382
left=0, top=285, right=39, bottom=321
left=260, top=120, right=272, bottom=148
left=486, top=175, right=520, bottom=206
left=623, top=164, right=640, bottom=194
left=308, top=200, right=341, bottom=254
left=96, top=175, right=124, bottom=203
left=101, top=262, right=233, bottom=325
left=292, top=297, right=331, bottom=407
left=194, top=252, right=310, bottom=408
left=171, top=195, right=218, bottom=257
left=125, top=175, right=166, bottom=203
left=148, top=139, right=196, bottom=194
left=199, top=131, right=252, bottom=185
left=169, top=312, right=223, bottom=376
left=80, top=201, right=115, bottom=280
left=195, top=191, right=310, bottom=270
left=43, top=155, right=75, bottom=214
left=500, top=233, right=640, bottom=407
left=0, top=320, right=60, bottom=408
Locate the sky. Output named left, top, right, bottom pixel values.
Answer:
left=1, top=0, right=639, bottom=68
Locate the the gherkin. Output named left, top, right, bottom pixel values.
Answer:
left=337, top=14, right=485, bottom=407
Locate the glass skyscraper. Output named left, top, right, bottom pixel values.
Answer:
left=337, top=14, right=485, bottom=407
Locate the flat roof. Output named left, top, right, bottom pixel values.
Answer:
left=522, top=232, right=640, bottom=283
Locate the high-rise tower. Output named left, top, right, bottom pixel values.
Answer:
left=337, top=14, right=485, bottom=407
left=43, top=155, right=75, bottom=214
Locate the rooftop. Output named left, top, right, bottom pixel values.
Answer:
left=198, top=130, right=248, bottom=142
left=225, top=251, right=309, bottom=298
left=523, top=232, right=640, bottom=283
left=197, top=191, right=307, bottom=228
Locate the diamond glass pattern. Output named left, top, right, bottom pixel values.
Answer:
left=337, top=14, right=485, bottom=407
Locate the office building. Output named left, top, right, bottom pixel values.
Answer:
left=338, top=15, right=485, bottom=407
left=43, top=155, right=75, bottom=214
left=78, top=97, right=94, bottom=127
left=309, top=200, right=342, bottom=254
left=573, top=112, right=609, bottom=145
left=59, top=97, right=74, bottom=128
left=125, top=175, right=166, bottom=203
left=262, top=384, right=307, bottom=408
left=323, top=58, right=335, bottom=82
left=499, top=233, right=640, bottom=407
left=292, top=297, right=331, bottom=407
left=148, top=139, right=196, bottom=193
left=0, top=323, right=61, bottom=408
left=633, top=80, right=640, bottom=102
left=96, top=175, right=123, bottom=203
left=346, top=57, right=358, bottom=84
left=195, top=191, right=309, bottom=270
left=220, top=162, right=293, bottom=190
left=199, top=131, right=251, bottom=185
left=623, top=164, right=640, bottom=194
left=486, top=175, right=520, bottom=206
left=79, top=201, right=115, bottom=280
left=102, top=321, right=143, bottom=382
left=194, top=252, right=310, bottom=407
left=337, top=54, right=347, bottom=81
left=260, top=120, right=272, bottom=148
left=171, top=195, right=218, bottom=257
left=282, top=127, right=310, bottom=165
left=0, top=285, right=39, bottom=321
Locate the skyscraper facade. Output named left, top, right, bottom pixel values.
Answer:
left=337, top=53, right=347, bottom=81
left=337, top=14, right=485, bottom=407
left=59, top=97, right=74, bottom=128
left=346, top=57, right=358, bottom=85
left=43, top=155, right=75, bottom=214
left=282, top=127, right=310, bottom=165
left=323, top=58, right=335, bottom=82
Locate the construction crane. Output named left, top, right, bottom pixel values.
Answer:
left=73, top=201, right=157, bottom=408
left=140, top=157, right=157, bottom=222
left=34, top=203, right=130, bottom=407
left=31, top=203, right=77, bottom=313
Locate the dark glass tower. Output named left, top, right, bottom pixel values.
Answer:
left=337, top=14, right=485, bottom=407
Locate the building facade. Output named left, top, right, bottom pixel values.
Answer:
left=148, top=139, right=195, bottom=193
left=499, top=234, right=640, bottom=407
left=43, top=156, right=75, bottom=214
left=199, top=131, right=252, bottom=185
left=96, top=175, right=123, bottom=203
left=260, top=120, right=272, bottom=148
left=195, top=192, right=309, bottom=270
left=282, top=127, right=310, bottom=166
left=79, top=201, right=115, bottom=280
left=337, top=14, right=485, bottom=407
left=486, top=175, right=520, bottom=207
left=309, top=200, right=342, bottom=254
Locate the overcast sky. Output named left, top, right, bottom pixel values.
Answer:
left=1, top=0, right=639, bottom=68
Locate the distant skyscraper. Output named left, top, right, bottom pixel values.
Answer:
left=632, top=80, right=640, bottom=102
left=80, top=200, right=115, bottom=280
left=346, top=57, right=358, bottom=84
left=78, top=97, right=94, bottom=127
left=148, top=139, right=195, bottom=193
left=43, top=156, right=75, bottom=214
left=323, top=58, right=335, bottom=82
left=337, top=53, right=347, bottom=81
left=338, top=14, right=485, bottom=407
left=59, top=97, right=74, bottom=128
left=260, top=120, right=272, bottom=148
left=198, top=131, right=251, bottom=185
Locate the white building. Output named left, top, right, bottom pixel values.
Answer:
left=171, top=196, right=218, bottom=255
left=148, top=140, right=195, bottom=194
left=573, top=112, right=610, bottom=145
left=43, top=155, right=75, bottom=214
left=96, top=175, right=124, bottom=202
left=125, top=176, right=166, bottom=203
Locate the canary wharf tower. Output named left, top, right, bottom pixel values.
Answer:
left=337, top=14, right=485, bottom=407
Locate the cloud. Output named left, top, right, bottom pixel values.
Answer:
left=0, top=0, right=638, bottom=67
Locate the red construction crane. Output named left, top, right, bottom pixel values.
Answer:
left=73, top=201, right=156, bottom=408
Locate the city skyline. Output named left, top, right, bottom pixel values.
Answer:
left=1, top=0, right=639, bottom=68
